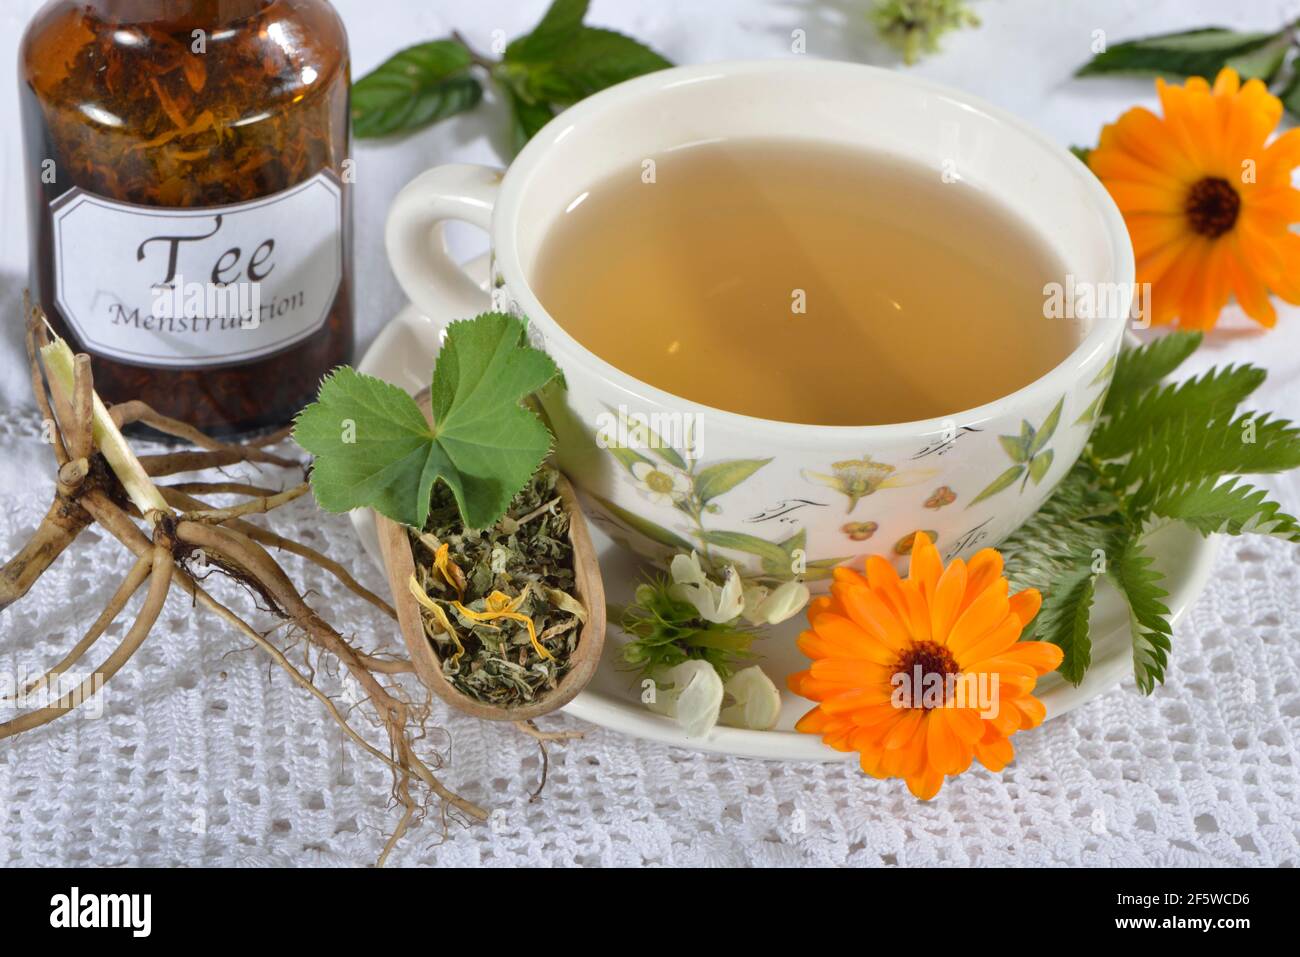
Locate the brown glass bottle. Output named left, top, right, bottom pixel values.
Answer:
left=21, top=0, right=353, bottom=437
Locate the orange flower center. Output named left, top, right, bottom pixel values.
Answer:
left=1184, top=176, right=1240, bottom=239
left=893, top=640, right=960, bottom=709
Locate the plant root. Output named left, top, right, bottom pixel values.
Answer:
left=0, top=301, right=487, bottom=863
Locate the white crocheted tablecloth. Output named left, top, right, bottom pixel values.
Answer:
left=2, top=0, right=1299, bottom=866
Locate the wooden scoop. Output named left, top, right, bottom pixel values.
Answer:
left=376, top=392, right=606, bottom=722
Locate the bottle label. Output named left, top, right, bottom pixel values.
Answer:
left=50, top=171, right=344, bottom=368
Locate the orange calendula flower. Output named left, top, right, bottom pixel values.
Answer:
left=788, top=533, right=1062, bottom=799
left=1088, top=67, right=1300, bottom=330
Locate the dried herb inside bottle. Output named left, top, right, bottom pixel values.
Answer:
left=20, top=0, right=354, bottom=437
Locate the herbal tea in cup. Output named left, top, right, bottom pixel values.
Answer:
left=534, top=140, right=1080, bottom=426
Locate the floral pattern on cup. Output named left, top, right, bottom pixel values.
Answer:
left=802, top=456, right=937, bottom=512
left=894, top=530, right=939, bottom=555
left=924, top=486, right=957, bottom=509
left=842, top=521, right=879, bottom=541
left=595, top=406, right=848, bottom=582
left=968, top=396, right=1065, bottom=507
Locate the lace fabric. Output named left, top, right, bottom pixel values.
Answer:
left=0, top=410, right=1295, bottom=867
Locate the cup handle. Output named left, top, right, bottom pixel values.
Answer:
left=385, top=164, right=501, bottom=346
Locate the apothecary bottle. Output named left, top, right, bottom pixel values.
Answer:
left=21, top=0, right=353, bottom=436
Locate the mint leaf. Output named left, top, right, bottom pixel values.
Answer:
left=510, top=27, right=673, bottom=104
left=506, top=0, right=590, bottom=62
left=500, top=81, right=556, bottom=154
left=294, top=313, right=558, bottom=530
left=1076, top=26, right=1290, bottom=81
left=497, top=0, right=671, bottom=153
left=352, top=40, right=482, bottom=138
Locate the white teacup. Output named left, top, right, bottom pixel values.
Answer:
left=386, top=59, right=1132, bottom=583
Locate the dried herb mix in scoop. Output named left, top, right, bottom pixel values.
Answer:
left=407, top=468, right=586, bottom=707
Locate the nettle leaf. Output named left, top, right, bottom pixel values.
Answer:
left=694, top=459, right=771, bottom=503
left=295, top=313, right=558, bottom=530
left=1151, top=476, right=1300, bottom=540
left=1106, top=536, right=1173, bottom=694
left=352, top=40, right=482, bottom=138
left=1076, top=27, right=1291, bottom=81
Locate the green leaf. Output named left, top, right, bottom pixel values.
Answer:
left=351, top=40, right=482, bottom=138
left=500, top=80, right=557, bottom=154
left=1149, top=476, right=1300, bottom=540
left=1076, top=27, right=1289, bottom=81
left=968, top=464, right=1025, bottom=506
left=1074, top=391, right=1105, bottom=427
left=510, top=27, right=672, bottom=104
left=699, top=530, right=792, bottom=571
left=1028, top=448, right=1054, bottom=485
left=1106, top=536, right=1173, bottom=694
left=1034, top=566, right=1097, bottom=686
left=600, top=403, right=686, bottom=469
left=1093, top=363, right=1266, bottom=459
left=608, top=445, right=653, bottom=474
left=1069, top=144, right=1092, bottom=164
left=1122, top=411, right=1300, bottom=494
left=295, top=313, right=557, bottom=530
left=294, top=369, right=433, bottom=524
left=505, top=0, right=590, bottom=63
left=694, top=459, right=771, bottom=503
left=593, top=495, right=693, bottom=552
left=1106, top=331, right=1201, bottom=407
left=1282, top=65, right=1300, bottom=118
left=999, top=433, right=1029, bottom=463
left=1090, top=354, right=1118, bottom=388
left=1027, top=397, right=1064, bottom=457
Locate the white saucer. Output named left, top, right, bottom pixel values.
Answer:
left=352, top=256, right=1219, bottom=761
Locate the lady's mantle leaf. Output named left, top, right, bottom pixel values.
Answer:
left=352, top=40, right=482, bottom=138
left=293, top=369, right=436, bottom=525
left=294, top=313, right=557, bottom=530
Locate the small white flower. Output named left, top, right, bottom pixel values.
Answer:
left=741, top=579, right=811, bottom=626
left=630, top=461, right=692, bottom=506
left=669, top=552, right=745, bottom=623
left=719, top=666, right=782, bottom=731
left=646, top=660, right=725, bottom=738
